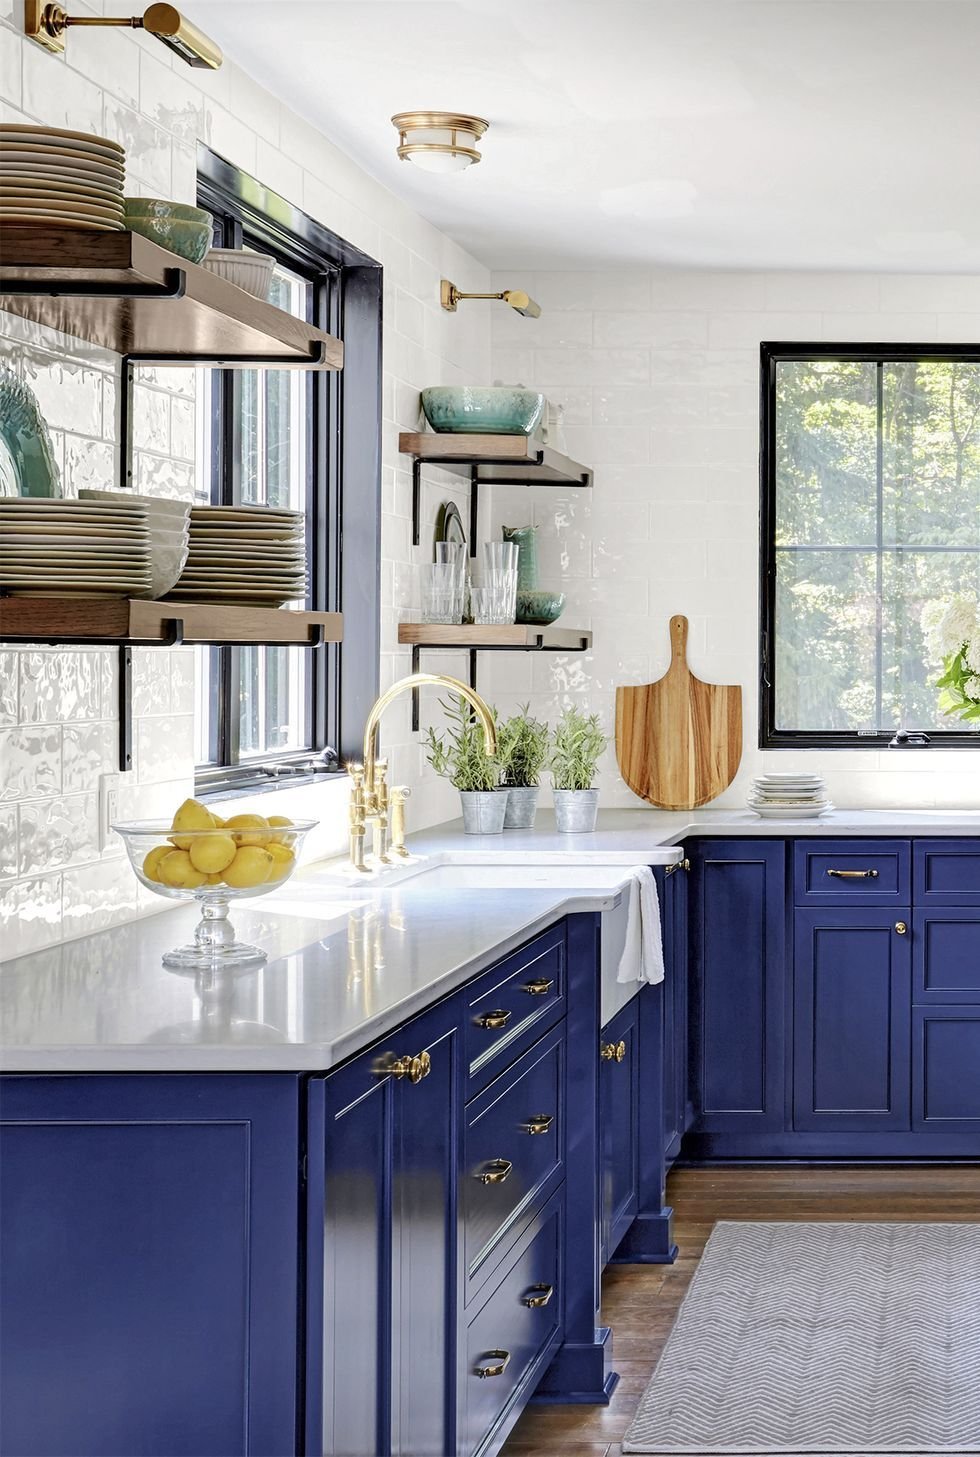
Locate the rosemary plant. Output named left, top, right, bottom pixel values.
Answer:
left=498, top=706, right=551, bottom=788
left=549, top=706, right=607, bottom=791
left=423, top=695, right=500, bottom=792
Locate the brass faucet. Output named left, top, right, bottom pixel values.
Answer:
left=348, top=673, right=497, bottom=872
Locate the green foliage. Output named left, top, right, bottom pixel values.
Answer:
left=423, top=695, right=500, bottom=792
left=498, top=706, right=550, bottom=788
left=549, top=707, right=606, bottom=791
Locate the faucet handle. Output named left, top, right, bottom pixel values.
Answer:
left=390, top=786, right=412, bottom=857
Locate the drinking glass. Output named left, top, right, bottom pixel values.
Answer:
left=479, top=540, right=518, bottom=623
left=420, top=562, right=461, bottom=623
left=434, top=542, right=467, bottom=621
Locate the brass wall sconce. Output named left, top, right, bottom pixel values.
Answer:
left=391, top=112, right=488, bottom=173
left=440, top=280, right=542, bottom=319
left=25, top=1, right=222, bottom=68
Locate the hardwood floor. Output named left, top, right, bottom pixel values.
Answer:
left=502, top=1163, right=980, bottom=1456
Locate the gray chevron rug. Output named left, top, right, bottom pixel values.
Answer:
left=622, top=1220, right=980, bottom=1455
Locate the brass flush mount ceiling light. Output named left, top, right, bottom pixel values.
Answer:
left=440, top=280, right=542, bottom=319
left=391, top=112, right=489, bottom=173
left=25, top=1, right=222, bottom=67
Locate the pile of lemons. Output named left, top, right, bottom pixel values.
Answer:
left=142, top=799, right=298, bottom=891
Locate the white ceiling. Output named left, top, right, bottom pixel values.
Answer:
left=193, top=0, right=980, bottom=273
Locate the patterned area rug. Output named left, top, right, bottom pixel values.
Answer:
left=622, top=1221, right=980, bottom=1455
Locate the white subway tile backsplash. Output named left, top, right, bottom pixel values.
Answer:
left=18, top=795, right=100, bottom=876
left=19, top=652, right=105, bottom=724
left=0, top=875, right=63, bottom=958
left=62, top=858, right=139, bottom=938
left=0, top=653, right=18, bottom=726
left=63, top=723, right=114, bottom=794
left=0, top=728, right=61, bottom=801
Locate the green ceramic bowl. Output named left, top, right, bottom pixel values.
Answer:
left=421, top=386, right=545, bottom=435
left=124, top=198, right=213, bottom=263
left=516, top=590, right=565, bottom=625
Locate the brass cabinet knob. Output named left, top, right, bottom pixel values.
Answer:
left=476, top=1158, right=513, bottom=1185
left=600, top=1040, right=627, bottom=1063
left=379, top=1050, right=431, bottom=1083
left=477, top=1009, right=512, bottom=1030
left=521, top=1283, right=554, bottom=1308
left=522, top=1113, right=554, bottom=1136
left=524, top=978, right=554, bottom=996
left=474, top=1349, right=511, bottom=1379
left=665, top=857, right=690, bottom=875
left=895, top=921, right=908, bottom=935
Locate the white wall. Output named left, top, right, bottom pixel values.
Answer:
left=487, top=269, right=980, bottom=810
left=0, top=4, right=491, bottom=956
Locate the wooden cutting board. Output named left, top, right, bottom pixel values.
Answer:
left=615, top=615, right=742, bottom=810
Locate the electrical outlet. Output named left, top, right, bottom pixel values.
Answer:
left=99, top=772, right=134, bottom=852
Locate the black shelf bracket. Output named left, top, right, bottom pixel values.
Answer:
left=0, top=268, right=188, bottom=302
left=117, top=644, right=133, bottom=773
left=407, top=451, right=592, bottom=555
left=408, top=635, right=590, bottom=731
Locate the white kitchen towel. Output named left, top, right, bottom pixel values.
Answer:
left=616, top=865, right=665, bottom=986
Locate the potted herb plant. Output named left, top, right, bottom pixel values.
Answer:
left=424, top=694, right=507, bottom=834
left=498, top=705, right=550, bottom=829
left=549, top=706, right=606, bottom=833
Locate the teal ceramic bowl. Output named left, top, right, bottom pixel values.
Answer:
left=124, top=198, right=213, bottom=263
left=421, top=386, right=545, bottom=435
left=516, top=590, right=565, bottom=625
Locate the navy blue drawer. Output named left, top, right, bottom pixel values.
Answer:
left=913, top=910, right=980, bottom=1004
left=794, top=840, right=910, bottom=905
left=465, top=925, right=565, bottom=1093
left=461, top=1193, right=563, bottom=1457
left=464, top=1025, right=563, bottom=1300
left=914, top=840, right=980, bottom=905
left=913, top=1008, right=980, bottom=1128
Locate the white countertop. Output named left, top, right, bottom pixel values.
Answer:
left=2, top=807, right=977, bottom=1074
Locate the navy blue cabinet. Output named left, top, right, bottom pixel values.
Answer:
left=793, top=908, right=912, bottom=1131
left=661, top=862, right=690, bottom=1165
left=598, top=996, right=641, bottom=1266
left=0, top=1075, right=301, bottom=1457
left=913, top=1008, right=980, bottom=1131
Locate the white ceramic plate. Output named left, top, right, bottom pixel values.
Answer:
left=190, top=507, right=303, bottom=521
left=749, top=802, right=834, bottom=819
left=754, top=773, right=824, bottom=784
left=1, top=123, right=124, bottom=155
left=0, top=198, right=123, bottom=220
left=0, top=216, right=123, bottom=231
left=0, top=139, right=124, bottom=167
left=0, top=167, right=124, bottom=194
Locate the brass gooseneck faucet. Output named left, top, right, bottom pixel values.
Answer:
left=348, top=673, right=497, bottom=872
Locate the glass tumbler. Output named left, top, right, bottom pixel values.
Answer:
left=434, top=541, right=467, bottom=621
left=420, top=561, right=461, bottom=623
left=479, top=540, right=519, bottom=624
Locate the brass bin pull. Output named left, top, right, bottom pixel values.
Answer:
left=600, top=1040, right=627, bottom=1063
left=895, top=921, right=908, bottom=935
left=524, top=978, right=554, bottom=996
left=827, top=868, right=879, bottom=879
left=523, top=1113, right=554, bottom=1136
left=477, top=1009, right=512, bottom=1030
left=380, top=1050, right=431, bottom=1083
left=474, top=1349, right=511, bottom=1379
left=522, top=1283, right=554, bottom=1308
left=476, top=1158, right=513, bottom=1185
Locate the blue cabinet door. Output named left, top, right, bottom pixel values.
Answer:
left=690, top=840, right=786, bottom=1133
left=914, top=839, right=980, bottom=905
left=0, top=1074, right=301, bottom=1457
left=913, top=909, right=980, bottom=1003
left=913, top=1007, right=980, bottom=1131
left=794, top=909, right=912, bottom=1131
left=307, top=997, right=463, bottom=1457
left=598, top=996, right=641, bottom=1266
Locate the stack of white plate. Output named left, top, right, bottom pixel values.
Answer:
left=79, top=490, right=190, bottom=598
left=1, top=123, right=125, bottom=231
left=166, top=505, right=307, bottom=606
left=747, top=772, right=833, bottom=819
left=0, top=498, right=152, bottom=598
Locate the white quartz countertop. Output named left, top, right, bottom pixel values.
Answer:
left=2, top=807, right=977, bottom=1074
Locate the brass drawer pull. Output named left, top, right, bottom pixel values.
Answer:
left=378, top=1050, right=431, bottom=1083
left=523, top=1113, right=554, bottom=1136
left=524, top=978, right=554, bottom=996
left=477, top=1009, right=512, bottom=1030
left=474, top=1349, right=511, bottom=1379
left=600, top=1040, right=627, bottom=1063
left=827, top=868, right=879, bottom=879
left=522, top=1283, right=554, bottom=1308
left=895, top=921, right=908, bottom=935
left=476, top=1158, right=513, bottom=1185
left=665, top=857, right=690, bottom=875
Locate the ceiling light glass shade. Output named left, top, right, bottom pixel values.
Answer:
left=392, top=112, right=489, bottom=173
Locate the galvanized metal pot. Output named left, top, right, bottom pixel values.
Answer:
left=553, top=788, right=599, bottom=834
left=503, top=785, right=539, bottom=829
left=459, top=789, right=508, bottom=835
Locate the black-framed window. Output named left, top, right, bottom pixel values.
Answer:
left=760, top=343, right=980, bottom=748
left=194, top=148, right=382, bottom=793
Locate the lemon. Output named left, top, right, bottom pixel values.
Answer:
left=159, top=849, right=208, bottom=889
left=205, top=871, right=225, bottom=885
left=142, top=845, right=171, bottom=883
left=267, top=814, right=295, bottom=846
left=265, top=843, right=296, bottom=880
left=170, top=798, right=216, bottom=849
left=210, top=812, right=226, bottom=828
left=188, top=832, right=238, bottom=874
left=225, top=813, right=271, bottom=847
left=223, top=846, right=274, bottom=888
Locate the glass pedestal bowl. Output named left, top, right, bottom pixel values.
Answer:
left=113, top=818, right=317, bottom=972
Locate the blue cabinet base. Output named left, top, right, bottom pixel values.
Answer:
left=533, top=1325, right=620, bottom=1404
left=684, top=1131, right=980, bottom=1160
left=609, top=1206, right=679, bottom=1264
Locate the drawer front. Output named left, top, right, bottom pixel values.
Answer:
left=913, top=1008, right=980, bottom=1128
left=913, top=910, right=980, bottom=1003
left=915, top=841, right=980, bottom=906
left=462, top=1195, right=562, bottom=1457
left=464, top=1026, right=563, bottom=1298
left=795, top=840, right=910, bottom=905
left=465, top=926, right=565, bottom=1092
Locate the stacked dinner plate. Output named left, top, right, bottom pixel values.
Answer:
left=747, top=772, right=833, bottom=819
left=1, top=123, right=125, bottom=231
left=165, top=505, right=307, bottom=606
left=0, top=498, right=152, bottom=598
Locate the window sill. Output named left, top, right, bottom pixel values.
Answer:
left=197, top=770, right=347, bottom=803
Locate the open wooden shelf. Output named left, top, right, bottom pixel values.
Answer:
left=398, top=623, right=591, bottom=650
left=0, top=598, right=343, bottom=647
left=399, top=432, right=593, bottom=549
left=0, top=229, right=343, bottom=369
